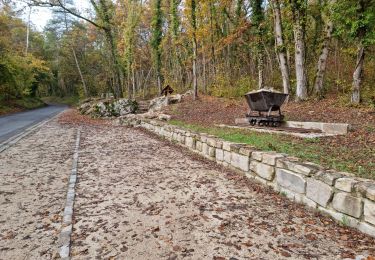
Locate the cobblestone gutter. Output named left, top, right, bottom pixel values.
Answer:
left=59, top=128, right=81, bottom=259
left=118, top=116, right=375, bottom=238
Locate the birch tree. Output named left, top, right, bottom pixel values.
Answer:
left=332, top=0, right=375, bottom=103
left=251, top=0, right=265, bottom=89
left=271, top=0, right=290, bottom=94
left=289, top=0, right=308, bottom=101
left=313, top=0, right=333, bottom=97
left=189, top=0, right=198, bottom=99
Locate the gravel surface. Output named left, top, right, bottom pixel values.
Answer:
left=0, top=122, right=76, bottom=259
left=1, top=115, right=374, bottom=260
left=71, top=124, right=375, bottom=260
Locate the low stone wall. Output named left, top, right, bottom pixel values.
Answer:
left=118, top=116, right=375, bottom=238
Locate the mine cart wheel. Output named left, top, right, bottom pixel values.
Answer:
left=272, top=122, right=280, bottom=127
left=264, top=121, right=269, bottom=127
left=258, top=121, right=264, bottom=126
left=250, top=119, right=257, bottom=126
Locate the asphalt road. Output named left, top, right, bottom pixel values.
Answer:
left=0, top=105, right=67, bottom=143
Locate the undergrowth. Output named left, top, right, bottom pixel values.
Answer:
left=42, top=96, right=80, bottom=106
left=0, top=96, right=46, bottom=115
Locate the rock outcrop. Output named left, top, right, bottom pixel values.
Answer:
left=79, top=98, right=138, bottom=118
left=148, top=94, right=182, bottom=112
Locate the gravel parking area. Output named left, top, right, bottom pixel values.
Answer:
left=71, top=124, right=375, bottom=260
left=1, top=113, right=374, bottom=260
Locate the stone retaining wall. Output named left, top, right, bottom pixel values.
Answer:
left=119, top=116, right=375, bottom=238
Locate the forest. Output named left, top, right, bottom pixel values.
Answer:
left=1, top=0, right=375, bottom=107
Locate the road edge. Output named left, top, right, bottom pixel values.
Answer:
left=0, top=111, right=64, bottom=153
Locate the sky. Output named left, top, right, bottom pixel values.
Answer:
left=19, top=0, right=92, bottom=31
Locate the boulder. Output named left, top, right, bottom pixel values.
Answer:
left=141, top=111, right=160, bottom=119
left=114, top=99, right=138, bottom=116
left=158, top=114, right=172, bottom=121
left=79, top=98, right=138, bottom=118
left=78, top=102, right=92, bottom=114
left=149, top=94, right=182, bottom=112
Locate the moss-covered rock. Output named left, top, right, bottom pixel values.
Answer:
left=79, top=98, right=138, bottom=118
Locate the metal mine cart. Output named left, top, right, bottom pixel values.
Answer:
left=244, top=90, right=288, bottom=127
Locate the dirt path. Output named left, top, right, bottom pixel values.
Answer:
left=0, top=122, right=76, bottom=259
left=71, top=125, right=375, bottom=260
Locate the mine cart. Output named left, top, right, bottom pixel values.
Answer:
left=244, top=90, right=288, bottom=127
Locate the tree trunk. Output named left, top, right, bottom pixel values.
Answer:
left=191, top=0, right=198, bottom=100
left=203, top=51, right=207, bottom=93
left=193, top=35, right=198, bottom=99
left=72, top=48, right=89, bottom=97
left=314, top=20, right=333, bottom=97
left=351, top=0, right=367, bottom=104
left=294, top=26, right=308, bottom=100
left=91, top=0, right=123, bottom=98
left=25, top=5, right=31, bottom=56
left=272, top=0, right=290, bottom=94
left=62, top=0, right=88, bottom=98
left=105, top=29, right=123, bottom=98
left=209, top=1, right=216, bottom=76
left=351, top=44, right=365, bottom=104
left=258, top=52, right=264, bottom=89
left=132, top=67, right=136, bottom=98
left=128, top=70, right=132, bottom=99
left=290, top=0, right=308, bottom=101
left=157, top=74, right=162, bottom=94
left=251, top=0, right=265, bottom=89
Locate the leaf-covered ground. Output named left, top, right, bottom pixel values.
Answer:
left=166, top=95, right=375, bottom=179
left=0, top=122, right=76, bottom=259
left=1, top=111, right=375, bottom=259
left=64, top=116, right=375, bottom=259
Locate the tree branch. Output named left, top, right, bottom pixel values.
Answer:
left=27, top=0, right=106, bottom=29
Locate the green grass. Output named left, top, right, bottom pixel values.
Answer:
left=169, top=119, right=375, bottom=180
left=170, top=119, right=297, bottom=152
left=0, top=96, right=46, bottom=115
left=41, top=96, right=80, bottom=107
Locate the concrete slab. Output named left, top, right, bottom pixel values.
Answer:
left=232, top=118, right=350, bottom=137
left=216, top=124, right=338, bottom=139
left=283, top=121, right=349, bottom=135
